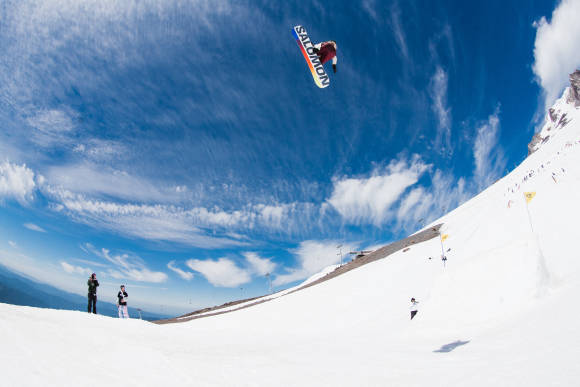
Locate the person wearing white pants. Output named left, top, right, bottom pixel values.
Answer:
left=117, top=285, right=129, bottom=319
left=410, top=297, right=419, bottom=320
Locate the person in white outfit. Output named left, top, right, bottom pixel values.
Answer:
left=410, top=297, right=419, bottom=320
left=117, top=285, right=129, bottom=319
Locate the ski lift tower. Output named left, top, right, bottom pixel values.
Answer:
left=336, top=244, right=343, bottom=266
left=266, top=272, right=272, bottom=294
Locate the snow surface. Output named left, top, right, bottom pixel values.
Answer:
left=2, top=98, right=580, bottom=386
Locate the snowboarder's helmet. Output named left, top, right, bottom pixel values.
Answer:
left=411, top=298, right=415, bottom=302
left=120, top=285, right=125, bottom=289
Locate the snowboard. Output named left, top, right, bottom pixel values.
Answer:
left=292, top=25, right=330, bottom=88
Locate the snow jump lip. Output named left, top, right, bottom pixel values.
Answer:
left=292, top=25, right=330, bottom=89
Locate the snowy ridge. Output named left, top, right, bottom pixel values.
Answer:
left=2, top=89, right=580, bottom=385
left=529, top=71, right=580, bottom=154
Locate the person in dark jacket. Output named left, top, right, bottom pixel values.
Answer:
left=312, top=40, right=338, bottom=73
left=87, top=273, right=99, bottom=314
left=117, top=285, right=129, bottom=319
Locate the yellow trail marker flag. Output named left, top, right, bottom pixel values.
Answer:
left=524, top=192, right=536, bottom=203
left=441, top=234, right=449, bottom=242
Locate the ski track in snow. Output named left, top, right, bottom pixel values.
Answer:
left=1, top=94, right=580, bottom=386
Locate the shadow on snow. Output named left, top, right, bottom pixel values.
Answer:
left=433, top=340, right=470, bottom=353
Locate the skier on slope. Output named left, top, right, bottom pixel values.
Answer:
left=410, top=297, right=419, bottom=320
left=87, top=273, right=99, bottom=314
left=312, top=40, right=338, bottom=73
left=117, top=285, right=129, bottom=319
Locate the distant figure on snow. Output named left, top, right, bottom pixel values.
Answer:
left=117, top=285, right=129, bottom=319
left=87, top=273, right=99, bottom=314
left=312, top=40, right=338, bottom=73
left=410, top=298, right=419, bottom=320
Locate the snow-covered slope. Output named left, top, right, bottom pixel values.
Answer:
left=2, top=89, right=580, bottom=386
left=529, top=70, right=580, bottom=154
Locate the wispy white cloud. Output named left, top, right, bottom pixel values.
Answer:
left=8, top=241, right=18, bottom=248
left=0, top=158, right=316, bottom=248
left=362, top=0, right=378, bottom=21
left=395, top=170, right=469, bottom=231
left=60, top=261, right=92, bottom=276
left=327, top=155, right=431, bottom=226
left=243, top=252, right=276, bottom=277
left=396, top=186, right=426, bottom=222
left=26, top=109, right=77, bottom=147
left=389, top=1, right=410, bottom=62
left=186, top=257, right=250, bottom=288
left=0, top=161, right=37, bottom=204
left=428, top=25, right=456, bottom=70
left=73, top=139, right=127, bottom=162
left=23, top=223, right=46, bottom=233
left=533, top=0, right=580, bottom=110
left=180, top=252, right=275, bottom=287
left=44, top=163, right=185, bottom=203
left=255, top=204, right=287, bottom=230
left=167, top=260, right=194, bottom=281
left=273, top=240, right=353, bottom=287
left=429, top=66, right=453, bottom=156
left=87, top=246, right=168, bottom=283
left=72, top=257, right=108, bottom=268
left=473, top=107, right=506, bottom=191
left=42, top=184, right=312, bottom=248
left=44, top=186, right=249, bottom=248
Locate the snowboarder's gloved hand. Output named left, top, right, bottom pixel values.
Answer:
left=313, top=47, right=320, bottom=54
left=333, top=64, right=337, bottom=73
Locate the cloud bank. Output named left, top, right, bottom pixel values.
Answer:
left=533, top=0, right=580, bottom=109
left=243, top=252, right=276, bottom=276
left=327, top=155, right=431, bottom=226
left=23, top=223, right=47, bottom=233
left=0, top=161, right=37, bottom=204
left=167, top=261, right=194, bottom=281
left=187, top=258, right=251, bottom=288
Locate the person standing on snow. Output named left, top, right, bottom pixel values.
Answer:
left=410, top=298, right=419, bottom=320
left=117, top=285, right=129, bottom=319
left=87, top=273, right=99, bottom=314
left=312, top=40, right=338, bottom=73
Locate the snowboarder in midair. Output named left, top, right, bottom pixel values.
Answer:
left=87, top=273, right=99, bottom=314
left=410, top=297, right=419, bottom=320
left=117, top=285, right=129, bottom=319
left=313, top=40, right=338, bottom=73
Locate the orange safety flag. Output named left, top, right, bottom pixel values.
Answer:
left=524, top=191, right=536, bottom=203
left=441, top=234, right=449, bottom=242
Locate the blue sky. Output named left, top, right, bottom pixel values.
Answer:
left=1, top=0, right=578, bottom=315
